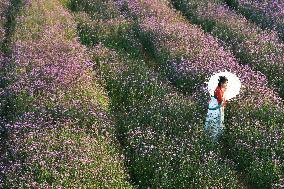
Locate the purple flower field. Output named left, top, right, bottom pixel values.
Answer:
left=0, top=0, right=132, bottom=188
left=224, top=0, right=284, bottom=41
left=171, top=0, right=284, bottom=99
left=0, top=0, right=284, bottom=188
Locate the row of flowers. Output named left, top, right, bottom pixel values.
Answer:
left=68, top=0, right=243, bottom=187
left=0, top=0, right=10, bottom=111
left=114, top=0, right=284, bottom=188
left=1, top=0, right=133, bottom=188
left=0, top=0, right=10, bottom=65
left=225, top=0, right=284, bottom=42
left=0, top=0, right=12, bottom=187
left=0, top=0, right=10, bottom=44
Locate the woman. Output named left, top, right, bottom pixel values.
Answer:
left=204, top=76, right=228, bottom=141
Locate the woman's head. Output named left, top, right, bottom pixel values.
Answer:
left=218, top=76, right=228, bottom=88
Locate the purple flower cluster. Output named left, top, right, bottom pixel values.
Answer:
left=2, top=0, right=132, bottom=187
left=5, top=114, right=132, bottom=188
left=237, top=0, right=284, bottom=37
left=171, top=0, right=284, bottom=98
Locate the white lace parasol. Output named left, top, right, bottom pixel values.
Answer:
left=205, top=70, right=241, bottom=101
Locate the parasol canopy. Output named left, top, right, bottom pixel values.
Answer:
left=205, top=70, right=241, bottom=101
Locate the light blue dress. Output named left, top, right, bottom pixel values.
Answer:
left=204, top=95, right=224, bottom=141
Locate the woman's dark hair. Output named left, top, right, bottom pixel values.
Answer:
left=218, top=76, right=228, bottom=87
